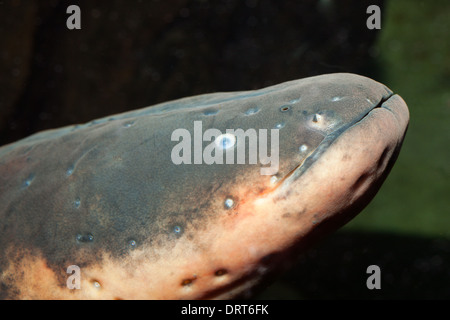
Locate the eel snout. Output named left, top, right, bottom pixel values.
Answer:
left=195, top=79, right=410, bottom=299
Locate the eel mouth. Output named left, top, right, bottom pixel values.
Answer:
left=277, top=91, right=405, bottom=189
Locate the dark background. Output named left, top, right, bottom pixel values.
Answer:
left=0, top=0, right=383, bottom=146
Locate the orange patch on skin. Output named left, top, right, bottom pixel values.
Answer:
left=1, top=249, right=68, bottom=299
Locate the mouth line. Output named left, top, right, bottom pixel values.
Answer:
left=276, top=92, right=395, bottom=186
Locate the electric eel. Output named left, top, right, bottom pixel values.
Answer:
left=0, top=73, right=409, bottom=299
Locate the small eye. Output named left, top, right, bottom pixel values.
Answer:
left=312, top=114, right=322, bottom=123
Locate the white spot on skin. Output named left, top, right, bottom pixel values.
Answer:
left=21, top=174, right=35, bottom=189
left=123, top=120, right=135, bottom=128
left=299, top=144, right=308, bottom=153
left=244, top=107, right=260, bottom=115
left=216, top=134, right=236, bottom=150
left=66, top=166, right=74, bottom=176
left=224, top=198, right=234, bottom=209
left=289, top=98, right=301, bottom=104
left=270, top=176, right=278, bottom=184
left=331, top=96, right=343, bottom=102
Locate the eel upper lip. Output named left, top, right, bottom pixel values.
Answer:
left=278, top=92, right=396, bottom=186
